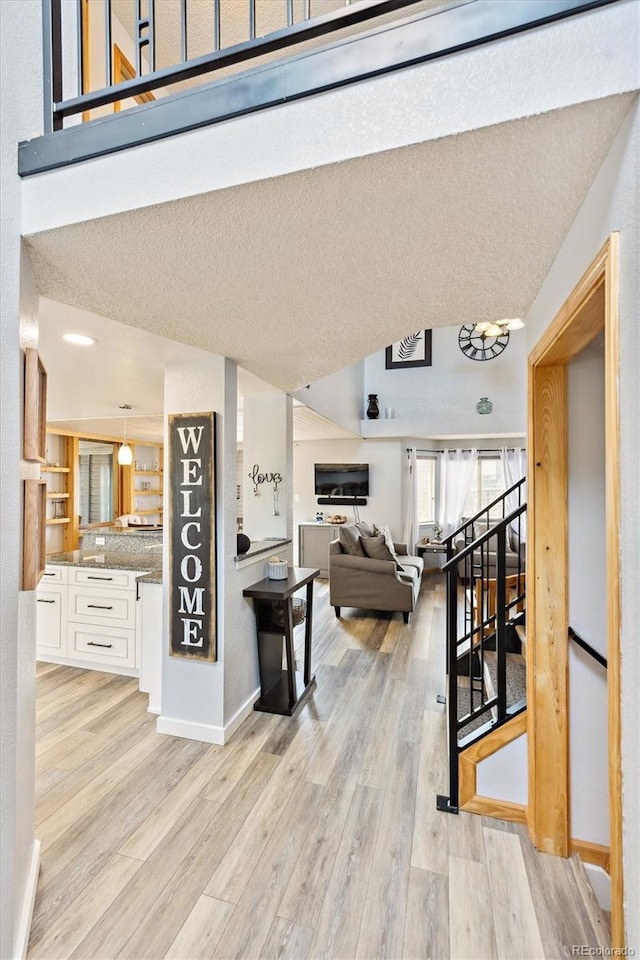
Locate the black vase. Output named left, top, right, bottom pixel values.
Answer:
left=237, top=533, right=251, bottom=555
left=366, top=394, right=380, bottom=419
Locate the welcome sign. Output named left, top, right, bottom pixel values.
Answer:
left=169, top=412, right=216, bottom=662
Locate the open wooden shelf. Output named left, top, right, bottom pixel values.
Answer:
left=134, top=490, right=162, bottom=496
left=134, top=470, right=162, bottom=476
left=47, top=492, right=70, bottom=499
left=42, top=466, right=70, bottom=473
left=136, top=507, right=164, bottom=516
left=46, top=517, right=70, bottom=525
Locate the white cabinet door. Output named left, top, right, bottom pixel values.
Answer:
left=36, top=586, right=67, bottom=656
left=299, top=525, right=339, bottom=576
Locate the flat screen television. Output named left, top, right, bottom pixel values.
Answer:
left=314, top=463, right=369, bottom=498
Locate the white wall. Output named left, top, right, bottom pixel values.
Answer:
left=293, top=360, right=363, bottom=436
left=525, top=98, right=640, bottom=944
left=568, top=348, right=609, bottom=848
left=476, top=733, right=528, bottom=807
left=293, top=439, right=404, bottom=551
left=363, top=326, right=526, bottom=437
left=0, top=1, right=44, bottom=956
left=243, top=394, right=288, bottom=541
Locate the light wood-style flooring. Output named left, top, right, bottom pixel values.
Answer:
left=28, top=576, right=610, bottom=959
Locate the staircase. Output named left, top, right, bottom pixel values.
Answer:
left=437, top=479, right=527, bottom=813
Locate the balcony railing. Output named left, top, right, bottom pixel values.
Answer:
left=42, top=0, right=430, bottom=132
left=22, top=0, right=618, bottom=176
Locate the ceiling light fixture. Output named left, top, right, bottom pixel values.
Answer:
left=62, top=333, right=98, bottom=346
left=117, top=404, right=133, bottom=466
left=471, top=317, right=524, bottom=335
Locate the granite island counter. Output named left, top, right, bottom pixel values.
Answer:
left=46, top=548, right=162, bottom=583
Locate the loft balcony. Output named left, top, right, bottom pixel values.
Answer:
left=18, top=0, right=617, bottom=177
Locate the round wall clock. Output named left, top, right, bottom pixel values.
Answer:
left=458, top=324, right=510, bottom=361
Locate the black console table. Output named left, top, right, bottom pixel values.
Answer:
left=243, top=566, right=319, bottom=716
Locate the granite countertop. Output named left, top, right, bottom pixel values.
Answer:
left=84, top=527, right=163, bottom=535
left=234, top=538, right=291, bottom=562
left=47, top=536, right=291, bottom=581
left=46, top=550, right=162, bottom=584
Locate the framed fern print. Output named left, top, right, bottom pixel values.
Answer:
left=385, top=330, right=432, bottom=369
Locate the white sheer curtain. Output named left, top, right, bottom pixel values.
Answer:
left=501, top=447, right=527, bottom=542
left=402, top=448, right=419, bottom=552
left=437, top=448, right=478, bottom=538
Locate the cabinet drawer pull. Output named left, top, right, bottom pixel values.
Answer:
left=87, top=604, right=114, bottom=610
left=37, top=598, right=55, bottom=603
left=87, top=575, right=113, bottom=581
left=43, top=572, right=56, bottom=577
left=86, top=641, right=113, bottom=649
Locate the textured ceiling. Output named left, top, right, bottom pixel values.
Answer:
left=40, top=299, right=345, bottom=442
left=27, top=94, right=631, bottom=394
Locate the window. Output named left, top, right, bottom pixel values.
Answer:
left=417, top=456, right=437, bottom=524
left=463, top=456, right=505, bottom=518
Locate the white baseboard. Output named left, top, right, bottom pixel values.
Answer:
left=14, top=839, right=41, bottom=960
left=156, top=688, right=259, bottom=745
left=156, top=715, right=225, bottom=744
left=583, top=862, right=612, bottom=912
left=224, top=687, right=261, bottom=743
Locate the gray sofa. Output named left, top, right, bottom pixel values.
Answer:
left=328, top=524, right=424, bottom=622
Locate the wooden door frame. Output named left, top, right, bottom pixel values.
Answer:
left=527, top=234, right=623, bottom=945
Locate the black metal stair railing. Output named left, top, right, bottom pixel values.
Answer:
left=437, top=498, right=527, bottom=815
left=444, top=476, right=526, bottom=562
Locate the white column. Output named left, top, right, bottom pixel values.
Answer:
left=1, top=1, right=45, bottom=956
left=159, top=356, right=232, bottom=742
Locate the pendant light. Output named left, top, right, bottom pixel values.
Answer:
left=118, top=406, right=133, bottom=465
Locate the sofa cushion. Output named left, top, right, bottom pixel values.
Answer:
left=397, top=563, right=419, bottom=583
left=339, top=524, right=365, bottom=557
left=361, top=535, right=405, bottom=572
left=399, top=555, right=424, bottom=576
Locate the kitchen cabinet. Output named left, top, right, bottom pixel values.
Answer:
left=298, top=523, right=345, bottom=577
left=42, top=433, right=78, bottom=554
left=36, top=564, right=144, bottom=676
left=36, top=565, right=68, bottom=656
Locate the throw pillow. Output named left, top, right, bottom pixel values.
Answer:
left=360, top=535, right=395, bottom=563
left=361, top=535, right=404, bottom=571
left=355, top=520, right=375, bottom=538
left=374, top=524, right=399, bottom=559
left=339, top=524, right=365, bottom=557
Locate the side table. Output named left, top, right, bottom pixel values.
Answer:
left=243, top=566, right=319, bottom=716
left=416, top=541, right=447, bottom=573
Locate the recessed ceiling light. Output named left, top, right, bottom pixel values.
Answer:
left=62, top=333, right=98, bottom=346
